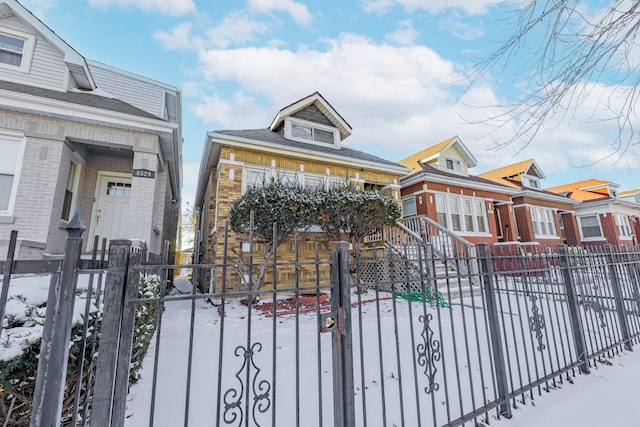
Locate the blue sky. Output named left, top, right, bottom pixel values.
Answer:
left=20, top=0, right=640, bottom=206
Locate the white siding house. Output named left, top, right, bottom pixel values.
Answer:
left=0, top=0, right=182, bottom=258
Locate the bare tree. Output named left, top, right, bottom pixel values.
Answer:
left=468, top=0, right=640, bottom=156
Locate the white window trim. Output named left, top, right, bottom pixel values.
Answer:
left=615, top=213, right=633, bottom=239
left=60, top=160, right=83, bottom=223
left=283, top=117, right=340, bottom=148
left=578, top=214, right=606, bottom=241
left=0, top=131, right=27, bottom=218
left=434, top=192, right=491, bottom=236
left=0, top=28, right=36, bottom=74
left=401, top=196, right=417, bottom=217
left=531, top=206, right=558, bottom=238
left=242, top=165, right=347, bottom=194
left=523, top=173, right=541, bottom=189
left=443, top=158, right=463, bottom=174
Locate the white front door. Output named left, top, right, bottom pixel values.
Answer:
left=90, top=173, right=132, bottom=247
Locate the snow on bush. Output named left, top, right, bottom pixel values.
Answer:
left=0, top=273, right=161, bottom=423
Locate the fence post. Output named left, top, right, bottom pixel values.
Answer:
left=604, top=244, right=633, bottom=351
left=110, top=249, right=143, bottom=425
left=557, top=244, right=590, bottom=374
left=477, top=243, right=512, bottom=419
left=30, top=213, right=85, bottom=427
left=91, top=239, right=132, bottom=427
left=329, top=241, right=355, bottom=427
left=0, top=229, right=18, bottom=338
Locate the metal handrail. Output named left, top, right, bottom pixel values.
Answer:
left=398, top=215, right=474, bottom=252
left=393, top=216, right=479, bottom=285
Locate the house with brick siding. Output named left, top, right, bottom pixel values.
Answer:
left=546, top=179, right=640, bottom=246
left=478, top=159, right=581, bottom=247
left=0, top=0, right=182, bottom=259
left=194, top=92, right=409, bottom=292
left=399, top=136, right=520, bottom=245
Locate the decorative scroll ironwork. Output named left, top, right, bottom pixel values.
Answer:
left=586, top=283, right=608, bottom=329
left=417, top=313, right=441, bottom=394
left=528, top=295, right=546, bottom=351
left=223, top=342, right=271, bottom=426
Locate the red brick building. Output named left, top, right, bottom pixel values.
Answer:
left=547, top=179, right=640, bottom=247
left=399, top=137, right=519, bottom=245
left=400, top=139, right=581, bottom=249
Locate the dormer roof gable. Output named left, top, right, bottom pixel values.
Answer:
left=0, top=0, right=95, bottom=89
left=398, top=135, right=477, bottom=174
left=479, top=159, right=546, bottom=182
left=269, top=92, right=352, bottom=141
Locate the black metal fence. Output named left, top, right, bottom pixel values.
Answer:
left=2, top=221, right=640, bottom=426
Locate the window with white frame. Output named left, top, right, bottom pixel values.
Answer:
left=531, top=206, right=556, bottom=237
left=615, top=213, right=632, bottom=238
left=0, top=29, right=35, bottom=72
left=445, top=159, right=462, bottom=172
left=243, top=166, right=348, bottom=193
left=435, top=193, right=489, bottom=234
left=435, top=194, right=447, bottom=227
left=579, top=215, right=603, bottom=239
left=475, top=200, right=487, bottom=232
left=285, top=118, right=339, bottom=146
left=244, top=167, right=269, bottom=190
left=62, top=162, right=81, bottom=221
left=303, top=175, right=325, bottom=190
left=0, top=134, right=25, bottom=213
left=463, top=198, right=474, bottom=232
left=402, top=196, right=417, bottom=217
left=448, top=196, right=462, bottom=231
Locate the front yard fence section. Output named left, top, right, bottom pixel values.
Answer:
left=2, top=222, right=640, bottom=426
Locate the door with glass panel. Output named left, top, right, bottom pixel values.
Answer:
left=90, top=172, right=132, bottom=247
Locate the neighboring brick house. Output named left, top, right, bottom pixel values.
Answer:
left=194, top=92, right=409, bottom=291
left=478, top=160, right=580, bottom=247
left=547, top=179, right=640, bottom=247
left=398, top=136, right=520, bottom=245
left=0, top=0, right=182, bottom=258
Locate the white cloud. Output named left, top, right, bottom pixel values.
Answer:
left=154, top=13, right=270, bottom=51
left=248, top=0, right=313, bottom=26
left=437, top=11, right=484, bottom=41
left=184, top=32, right=637, bottom=190
left=87, top=0, right=196, bottom=16
left=154, top=22, right=200, bottom=51
left=190, top=91, right=271, bottom=129
left=21, top=0, right=57, bottom=17
left=204, top=12, right=271, bottom=48
left=385, top=20, right=419, bottom=46
left=362, top=0, right=494, bottom=16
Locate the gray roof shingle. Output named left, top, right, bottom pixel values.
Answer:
left=215, top=128, right=406, bottom=169
left=0, top=79, right=162, bottom=121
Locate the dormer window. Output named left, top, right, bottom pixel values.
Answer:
left=445, top=159, right=462, bottom=172
left=0, top=29, right=35, bottom=73
left=522, top=174, right=541, bottom=189
left=610, top=189, right=617, bottom=197
left=285, top=118, right=339, bottom=147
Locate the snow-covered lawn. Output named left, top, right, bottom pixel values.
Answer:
left=124, top=277, right=640, bottom=426
left=3, top=274, right=638, bottom=426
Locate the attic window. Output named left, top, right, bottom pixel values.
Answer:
left=445, top=159, right=462, bottom=172
left=0, top=29, right=35, bottom=73
left=285, top=118, right=339, bottom=147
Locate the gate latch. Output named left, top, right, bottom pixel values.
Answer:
left=320, top=308, right=344, bottom=334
